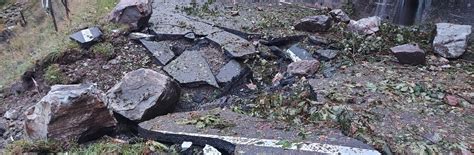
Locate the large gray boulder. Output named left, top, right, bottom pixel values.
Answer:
left=109, top=0, right=153, bottom=31
left=433, top=23, right=472, bottom=58
left=106, top=69, right=181, bottom=122
left=24, top=84, right=117, bottom=142
left=294, top=15, right=332, bottom=32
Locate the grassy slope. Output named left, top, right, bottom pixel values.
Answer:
left=0, top=0, right=118, bottom=87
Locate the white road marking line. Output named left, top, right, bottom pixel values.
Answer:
left=155, top=130, right=381, bottom=155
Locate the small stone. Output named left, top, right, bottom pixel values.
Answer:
left=203, top=145, right=221, bottom=155
left=287, top=60, right=320, bottom=76
left=24, top=84, right=117, bottom=142
left=286, top=44, right=315, bottom=62
left=390, top=44, right=426, bottom=65
left=181, top=141, right=192, bottom=151
left=3, top=109, right=18, bottom=120
left=246, top=83, right=257, bottom=90
left=316, top=49, right=339, bottom=61
left=348, top=16, right=381, bottom=35
left=329, top=9, right=350, bottom=22
left=272, top=72, right=284, bottom=86
left=424, top=132, right=442, bottom=144
left=257, top=7, right=263, bottom=11
left=433, top=23, right=472, bottom=58
left=106, top=69, right=181, bottom=122
left=268, top=46, right=287, bottom=59
left=164, top=50, right=219, bottom=88
left=294, top=15, right=332, bottom=32
left=444, top=95, right=459, bottom=106
left=215, top=60, right=249, bottom=88
left=184, top=32, right=196, bottom=40
left=140, top=40, right=176, bottom=65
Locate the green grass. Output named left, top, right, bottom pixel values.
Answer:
left=5, top=139, right=172, bottom=154
left=44, top=64, right=65, bottom=85
left=96, top=0, right=119, bottom=15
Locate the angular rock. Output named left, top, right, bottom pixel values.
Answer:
left=348, top=16, right=381, bottom=35
left=109, top=0, right=153, bottom=31
left=294, top=15, right=332, bottom=32
left=69, top=27, right=102, bottom=45
left=433, top=23, right=472, bottom=58
left=390, top=44, right=426, bottom=65
left=316, top=49, right=339, bottom=61
left=287, top=60, right=320, bottom=76
left=140, top=40, right=176, bottom=65
left=308, top=36, right=329, bottom=46
left=106, top=69, right=181, bottom=122
left=164, top=51, right=219, bottom=88
left=216, top=60, right=249, bottom=88
left=286, top=44, right=316, bottom=62
left=329, top=9, right=350, bottom=23
left=24, top=84, right=117, bottom=142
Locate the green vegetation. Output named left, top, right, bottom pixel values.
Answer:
left=177, top=113, right=235, bottom=129
left=44, top=64, right=65, bottom=85
left=6, top=140, right=64, bottom=154
left=5, top=139, right=175, bottom=154
left=96, top=0, right=119, bottom=14
left=181, top=0, right=218, bottom=17
left=92, top=42, right=115, bottom=59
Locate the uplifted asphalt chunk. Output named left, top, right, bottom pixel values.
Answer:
left=286, top=44, right=315, bottom=62
left=216, top=60, right=249, bottom=88
left=69, top=27, right=102, bottom=45
left=207, top=31, right=257, bottom=58
left=164, top=50, right=219, bottom=88
left=140, top=40, right=175, bottom=65
left=390, top=44, right=425, bottom=65
left=139, top=109, right=380, bottom=155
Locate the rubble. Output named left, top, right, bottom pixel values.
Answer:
left=164, top=50, right=219, bottom=88
left=69, top=27, right=102, bottom=46
left=390, top=44, right=426, bottom=65
left=106, top=69, right=181, bottom=122
left=329, top=9, right=350, bottom=23
left=316, top=49, right=339, bottom=61
left=140, top=40, right=176, bottom=65
left=433, top=23, right=472, bottom=58
left=109, top=0, right=153, bottom=31
left=286, top=44, right=316, bottom=62
left=444, top=95, right=459, bottom=106
left=24, top=84, right=117, bottom=142
left=215, top=60, right=250, bottom=89
left=294, top=15, right=332, bottom=32
left=348, top=16, right=381, bottom=35
left=287, top=60, right=320, bottom=76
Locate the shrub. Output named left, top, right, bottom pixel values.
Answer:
left=44, top=64, right=65, bottom=85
